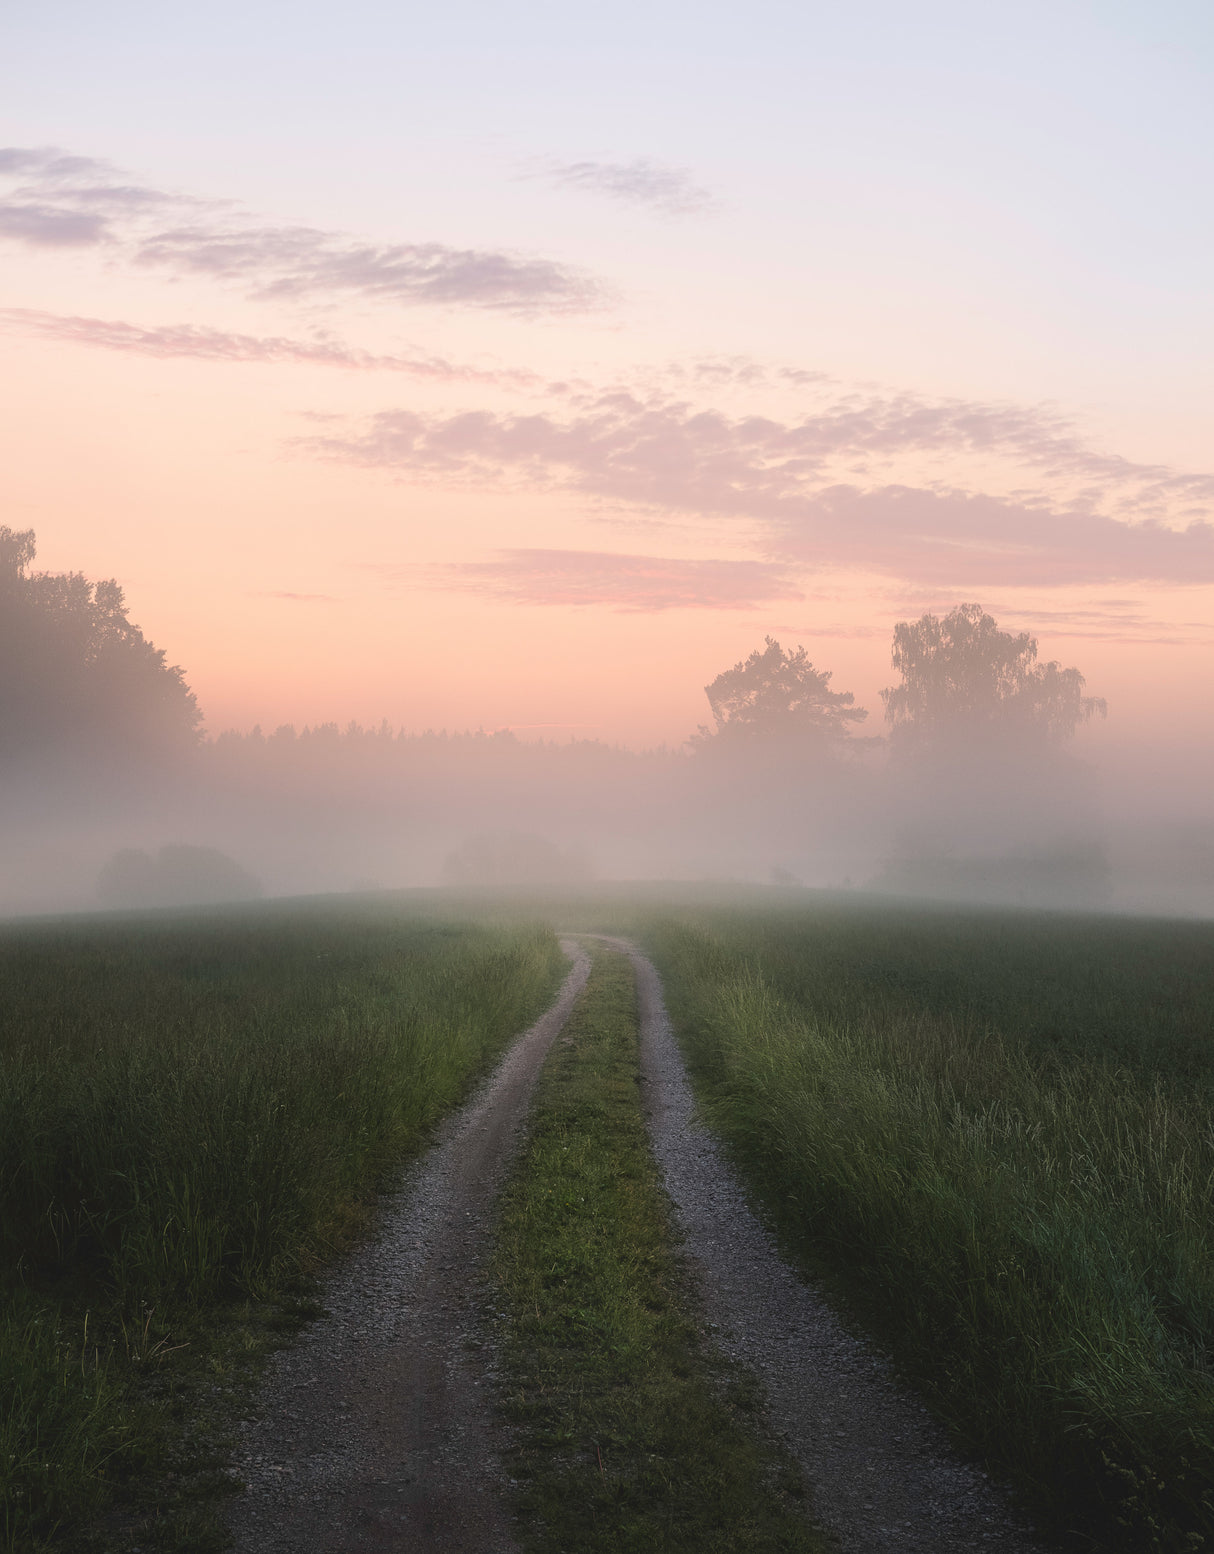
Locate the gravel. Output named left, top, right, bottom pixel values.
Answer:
left=224, top=939, right=590, bottom=1554
left=617, top=936, right=1057, bottom=1554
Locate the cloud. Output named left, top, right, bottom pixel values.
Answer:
left=0, top=205, right=109, bottom=246
left=307, top=393, right=1214, bottom=589
left=0, top=148, right=131, bottom=185
left=769, top=621, right=889, bottom=640
left=0, top=147, right=206, bottom=246
left=768, top=485, right=1214, bottom=588
left=538, top=157, right=716, bottom=217
left=131, top=226, right=601, bottom=312
left=0, top=308, right=543, bottom=386
left=973, top=600, right=1214, bottom=646
left=428, top=549, right=802, bottom=611
left=0, top=145, right=605, bottom=315
left=255, top=590, right=338, bottom=603
left=307, top=390, right=1197, bottom=500
left=770, top=598, right=1213, bottom=646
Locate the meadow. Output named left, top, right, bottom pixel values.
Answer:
left=639, top=897, right=1214, bottom=1551
left=5, top=885, right=1214, bottom=1553
left=0, top=898, right=564, bottom=1552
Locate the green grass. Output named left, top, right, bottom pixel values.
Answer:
left=641, top=899, right=1214, bottom=1552
left=493, top=943, right=827, bottom=1554
left=0, top=897, right=565, bottom=1552
left=9, top=881, right=1214, bottom=1551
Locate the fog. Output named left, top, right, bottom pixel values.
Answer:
left=5, top=701, right=1214, bottom=922
left=8, top=722, right=1214, bottom=921
left=3, top=527, right=1213, bottom=919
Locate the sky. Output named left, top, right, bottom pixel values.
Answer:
left=2, top=0, right=1213, bottom=749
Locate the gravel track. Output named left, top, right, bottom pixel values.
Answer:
left=609, top=935, right=1056, bottom=1554
left=225, top=939, right=590, bottom=1554
left=225, top=931, right=1058, bottom=1554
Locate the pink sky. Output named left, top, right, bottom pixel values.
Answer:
left=2, top=5, right=1212, bottom=750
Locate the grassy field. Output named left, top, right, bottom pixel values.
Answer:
left=637, top=896, right=1214, bottom=1552
left=6, top=883, right=1214, bottom=1552
left=0, top=897, right=564, bottom=1553
left=494, top=942, right=824, bottom=1553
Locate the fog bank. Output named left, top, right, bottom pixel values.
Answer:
left=4, top=718, right=1213, bottom=920
left=3, top=542, right=1211, bottom=921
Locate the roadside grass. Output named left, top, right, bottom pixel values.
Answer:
left=0, top=899, right=565, bottom=1553
left=493, top=943, right=827, bottom=1554
left=644, top=902, right=1214, bottom=1553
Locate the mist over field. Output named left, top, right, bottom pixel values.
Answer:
left=3, top=523, right=1211, bottom=919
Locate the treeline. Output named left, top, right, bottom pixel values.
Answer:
left=207, top=721, right=665, bottom=769
left=4, top=523, right=1106, bottom=779
left=2, top=525, right=1137, bottom=912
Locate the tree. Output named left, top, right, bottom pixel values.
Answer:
left=97, top=845, right=263, bottom=908
left=0, top=527, right=201, bottom=765
left=693, top=637, right=867, bottom=748
left=880, top=604, right=1105, bottom=748
left=441, top=832, right=591, bottom=886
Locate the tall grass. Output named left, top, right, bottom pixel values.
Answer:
left=0, top=898, right=564, bottom=1551
left=647, top=903, right=1214, bottom=1551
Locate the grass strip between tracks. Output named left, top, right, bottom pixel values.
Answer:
left=493, top=942, right=827, bottom=1554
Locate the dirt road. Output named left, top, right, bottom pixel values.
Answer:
left=228, top=932, right=1054, bottom=1554
left=225, top=939, right=589, bottom=1554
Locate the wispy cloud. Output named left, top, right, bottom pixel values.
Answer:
left=767, top=485, right=1214, bottom=589
left=255, top=590, right=338, bottom=603
left=0, top=308, right=542, bottom=386
left=0, top=146, right=605, bottom=315
left=536, top=157, right=716, bottom=217
left=132, top=225, right=601, bottom=312
left=0, top=204, right=109, bottom=245
left=428, top=549, right=801, bottom=611
left=308, top=390, right=1214, bottom=504
left=976, top=600, right=1214, bottom=646
left=0, top=147, right=208, bottom=245
left=307, top=392, right=1214, bottom=589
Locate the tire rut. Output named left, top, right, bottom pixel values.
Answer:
left=225, top=938, right=590, bottom=1554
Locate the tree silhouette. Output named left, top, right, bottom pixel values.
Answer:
left=880, top=604, right=1105, bottom=749
left=97, top=845, right=262, bottom=908
left=0, top=527, right=201, bottom=766
left=694, top=637, right=867, bottom=748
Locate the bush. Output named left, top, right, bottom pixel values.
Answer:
left=96, top=845, right=262, bottom=908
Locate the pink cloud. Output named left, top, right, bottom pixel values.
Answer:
left=309, top=393, right=1214, bottom=512
left=0, top=309, right=541, bottom=387
left=307, top=396, right=1214, bottom=589
left=254, top=591, right=338, bottom=603
left=133, top=226, right=603, bottom=314
left=0, top=204, right=108, bottom=245
left=769, top=485, right=1214, bottom=588
left=0, top=146, right=605, bottom=316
